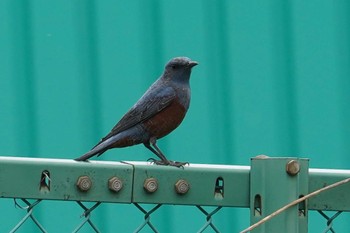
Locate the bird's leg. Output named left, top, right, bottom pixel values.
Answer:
left=146, top=137, right=188, bottom=167
left=144, top=138, right=170, bottom=165
left=150, top=138, right=171, bottom=165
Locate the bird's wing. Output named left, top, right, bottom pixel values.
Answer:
left=100, top=85, right=176, bottom=142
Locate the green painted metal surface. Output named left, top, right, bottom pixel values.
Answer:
left=309, top=168, right=350, bottom=211
left=0, top=157, right=250, bottom=207
left=1, top=0, right=350, bottom=232
left=1, top=156, right=350, bottom=232
left=250, top=157, right=308, bottom=233
left=0, top=157, right=133, bottom=203
left=2, top=156, right=349, bottom=210
left=131, top=162, right=249, bottom=207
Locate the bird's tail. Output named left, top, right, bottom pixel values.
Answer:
left=74, top=135, right=119, bottom=161
left=74, top=149, right=106, bottom=161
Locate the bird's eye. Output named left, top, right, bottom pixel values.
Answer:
left=171, top=65, right=177, bottom=69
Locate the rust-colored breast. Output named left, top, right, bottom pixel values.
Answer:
left=141, top=98, right=187, bottom=139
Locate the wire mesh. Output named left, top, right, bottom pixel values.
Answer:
left=3, top=198, right=350, bottom=232
left=317, top=210, right=343, bottom=233
left=196, top=206, right=222, bottom=233
left=5, top=199, right=225, bottom=233
left=73, top=202, right=102, bottom=233
left=11, top=199, right=47, bottom=233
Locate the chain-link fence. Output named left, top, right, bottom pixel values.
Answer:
left=2, top=198, right=240, bottom=232
left=1, top=156, right=350, bottom=232
left=2, top=199, right=350, bottom=232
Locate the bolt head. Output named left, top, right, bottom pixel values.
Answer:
left=108, top=177, right=123, bottom=192
left=175, top=179, right=190, bottom=194
left=286, top=160, right=300, bottom=176
left=144, top=178, right=158, bottom=193
left=76, top=176, right=92, bottom=192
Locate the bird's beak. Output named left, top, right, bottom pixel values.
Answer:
left=188, top=61, right=198, bottom=68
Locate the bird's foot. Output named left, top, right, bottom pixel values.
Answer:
left=147, top=158, right=188, bottom=168
left=167, top=160, right=189, bottom=168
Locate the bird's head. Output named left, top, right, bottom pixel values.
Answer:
left=163, top=57, right=198, bottom=82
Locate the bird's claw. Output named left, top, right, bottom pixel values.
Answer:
left=168, top=161, right=189, bottom=168
left=148, top=158, right=188, bottom=168
left=147, top=158, right=157, bottom=162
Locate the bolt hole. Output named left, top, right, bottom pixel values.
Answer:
left=254, top=194, right=262, bottom=216
left=214, top=177, right=224, bottom=199
left=40, top=170, right=51, bottom=191
left=298, top=194, right=306, bottom=217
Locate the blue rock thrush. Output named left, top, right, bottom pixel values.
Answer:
left=75, top=57, right=198, bottom=167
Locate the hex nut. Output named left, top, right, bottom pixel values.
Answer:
left=286, top=160, right=300, bottom=176
left=144, top=178, right=158, bottom=193
left=76, top=176, right=92, bottom=192
left=175, top=179, right=190, bottom=194
left=108, top=177, right=123, bottom=192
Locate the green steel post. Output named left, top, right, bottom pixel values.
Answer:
left=250, top=157, right=309, bottom=233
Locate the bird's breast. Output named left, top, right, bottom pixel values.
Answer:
left=142, top=97, right=188, bottom=139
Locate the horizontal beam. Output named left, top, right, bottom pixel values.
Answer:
left=308, top=168, right=350, bottom=211
left=0, top=157, right=134, bottom=203
left=0, top=156, right=350, bottom=211
left=0, top=156, right=250, bottom=207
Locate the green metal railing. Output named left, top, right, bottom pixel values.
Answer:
left=0, top=156, right=349, bottom=232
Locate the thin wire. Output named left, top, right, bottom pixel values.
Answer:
left=73, top=201, right=101, bottom=233
left=10, top=199, right=47, bottom=233
left=318, top=210, right=342, bottom=233
left=133, top=204, right=161, bottom=233
left=196, top=206, right=222, bottom=233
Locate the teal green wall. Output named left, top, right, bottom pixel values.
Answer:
left=1, top=0, right=350, bottom=232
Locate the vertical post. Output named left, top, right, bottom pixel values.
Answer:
left=250, top=156, right=308, bottom=233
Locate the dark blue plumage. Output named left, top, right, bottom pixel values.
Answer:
left=75, top=57, right=198, bottom=166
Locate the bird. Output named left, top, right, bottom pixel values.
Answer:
left=75, top=57, right=198, bottom=167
